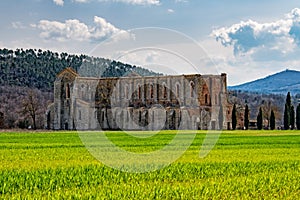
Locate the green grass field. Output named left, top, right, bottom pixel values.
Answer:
left=0, top=130, right=299, bottom=199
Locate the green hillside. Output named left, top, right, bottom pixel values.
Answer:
left=0, top=48, right=160, bottom=92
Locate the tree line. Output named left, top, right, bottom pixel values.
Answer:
left=231, top=92, right=300, bottom=130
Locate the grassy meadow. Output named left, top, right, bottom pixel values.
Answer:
left=0, top=130, right=299, bottom=199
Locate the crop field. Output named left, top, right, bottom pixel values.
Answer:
left=0, top=130, right=300, bottom=199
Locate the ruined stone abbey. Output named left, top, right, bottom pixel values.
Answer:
left=46, top=68, right=230, bottom=130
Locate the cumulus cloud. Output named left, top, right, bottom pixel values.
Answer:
left=36, top=16, right=130, bottom=42
left=53, top=0, right=64, bottom=6
left=212, top=8, right=300, bottom=56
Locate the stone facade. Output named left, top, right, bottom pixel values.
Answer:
left=46, top=68, right=230, bottom=130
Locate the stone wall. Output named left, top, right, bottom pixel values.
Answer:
left=46, top=68, right=229, bottom=130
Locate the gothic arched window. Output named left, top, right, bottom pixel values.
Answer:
left=138, top=85, right=141, bottom=99
left=163, top=84, right=167, bottom=99
left=205, top=94, right=208, bottom=104
left=190, top=81, right=195, bottom=98
left=66, top=83, right=70, bottom=99
left=150, top=84, right=154, bottom=99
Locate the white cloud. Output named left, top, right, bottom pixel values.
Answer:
left=53, top=0, right=64, bottom=6
left=53, top=0, right=159, bottom=6
left=73, top=0, right=89, bottom=3
left=36, top=16, right=129, bottom=42
left=200, top=37, right=292, bottom=86
left=167, top=9, right=175, bottom=13
left=207, top=8, right=300, bottom=86
left=99, top=0, right=160, bottom=5
left=212, top=8, right=300, bottom=56
left=175, top=0, right=188, bottom=3
left=11, top=22, right=26, bottom=29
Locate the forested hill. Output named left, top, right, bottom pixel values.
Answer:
left=0, top=48, right=160, bottom=92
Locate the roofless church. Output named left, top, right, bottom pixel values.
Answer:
left=46, top=67, right=230, bottom=130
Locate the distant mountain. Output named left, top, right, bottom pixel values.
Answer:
left=229, top=69, right=300, bottom=95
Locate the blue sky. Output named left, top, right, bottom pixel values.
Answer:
left=1, top=0, right=300, bottom=85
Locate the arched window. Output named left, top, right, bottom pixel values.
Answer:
left=150, top=84, right=154, bottom=99
left=201, top=83, right=210, bottom=106
left=205, top=94, right=208, bottom=104
left=138, top=85, right=141, bottom=99
left=190, top=81, right=195, bottom=98
left=163, top=84, right=167, bottom=99
left=65, top=83, right=70, bottom=99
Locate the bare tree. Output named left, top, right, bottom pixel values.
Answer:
left=0, top=86, right=52, bottom=129
left=21, top=89, right=43, bottom=129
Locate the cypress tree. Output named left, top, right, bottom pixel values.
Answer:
left=284, top=92, right=292, bottom=130
left=296, top=104, right=300, bottom=130
left=270, top=110, right=275, bottom=130
left=284, top=104, right=290, bottom=130
left=232, top=104, right=237, bottom=130
left=257, top=107, right=263, bottom=130
left=244, top=104, right=249, bottom=130
left=286, top=92, right=291, bottom=107
left=290, top=105, right=295, bottom=130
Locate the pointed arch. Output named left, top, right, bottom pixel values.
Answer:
left=190, top=81, right=195, bottom=98
left=163, top=83, right=167, bottom=99
left=65, top=83, right=70, bottom=99
left=137, top=84, right=141, bottom=99
left=201, top=83, right=210, bottom=106
left=205, top=94, right=208, bottom=104
left=150, top=84, right=154, bottom=99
